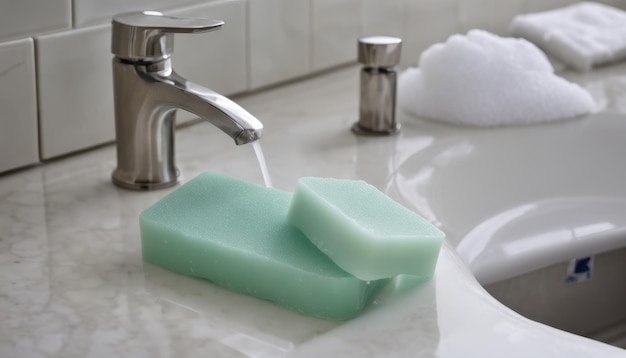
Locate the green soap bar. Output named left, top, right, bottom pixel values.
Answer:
left=140, top=172, right=388, bottom=321
left=287, top=177, right=445, bottom=281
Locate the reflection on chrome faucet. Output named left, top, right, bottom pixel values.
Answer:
left=110, top=11, right=263, bottom=190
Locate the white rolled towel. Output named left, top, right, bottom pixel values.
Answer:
left=509, top=2, right=626, bottom=71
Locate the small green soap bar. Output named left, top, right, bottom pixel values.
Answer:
left=287, top=177, right=445, bottom=281
left=140, top=172, right=387, bottom=320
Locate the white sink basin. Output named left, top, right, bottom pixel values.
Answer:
left=389, top=64, right=626, bottom=348
left=392, top=111, right=626, bottom=285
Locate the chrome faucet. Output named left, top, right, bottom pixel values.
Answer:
left=352, top=36, right=402, bottom=136
left=110, top=11, right=263, bottom=190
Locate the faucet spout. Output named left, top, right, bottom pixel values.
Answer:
left=152, top=63, right=263, bottom=145
left=110, top=11, right=264, bottom=190
left=111, top=58, right=263, bottom=191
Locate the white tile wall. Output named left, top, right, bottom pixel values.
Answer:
left=36, top=24, right=114, bottom=160
left=488, top=0, right=528, bottom=34
left=0, top=0, right=621, bottom=169
left=73, top=0, right=205, bottom=27
left=595, top=0, right=626, bottom=10
left=170, top=0, right=247, bottom=95
left=248, top=0, right=311, bottom=89
left=0, top=0, right=71, bottom=41
left=311, top=0, right=362, bottom=72
left=0, top=38, right=38, bottom=172
left=522, top=0, right=579, bottom=13
left=458, top=0, right=526, bottom=35
left=169, top=0, right=248, bottom=123
left=402, top=0, right=458, bottom=68
left=362, top=0, right=405, bottom=38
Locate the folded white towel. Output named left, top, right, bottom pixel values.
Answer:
left=509, top=2, right=626, bottom=71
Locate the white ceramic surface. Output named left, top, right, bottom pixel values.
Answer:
left=36, top=23, right=114, bottom=160
left=392, top=112, right=626, bottom=285
left=311, top=0, right=361, bottom=72
left=0, top=66, right=624, bottom=357
left=392, top=63, right=626, bottom=286
left=0, top=0, right=70, bottom=41
left=0, top=38, right=39, bottom=172
left=248, top=0, right=311, bottom=89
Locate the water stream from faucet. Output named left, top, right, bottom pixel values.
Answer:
left=252, top=141, right=273, bottom=188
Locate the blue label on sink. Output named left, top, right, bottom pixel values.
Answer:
left=565, top=256, right=593, bottom=284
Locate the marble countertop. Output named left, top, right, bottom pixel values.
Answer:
left=2, top=65, right=625, bottom=357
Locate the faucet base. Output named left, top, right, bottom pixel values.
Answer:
left=112, top=169, right=181, bottom=191
left=351, top=122, right=400, bottom=136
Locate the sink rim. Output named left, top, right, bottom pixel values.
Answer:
left=390, top=111, right=626, bottom=285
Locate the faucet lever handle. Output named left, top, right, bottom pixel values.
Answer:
left=112, top=11, right=224, bottom=63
